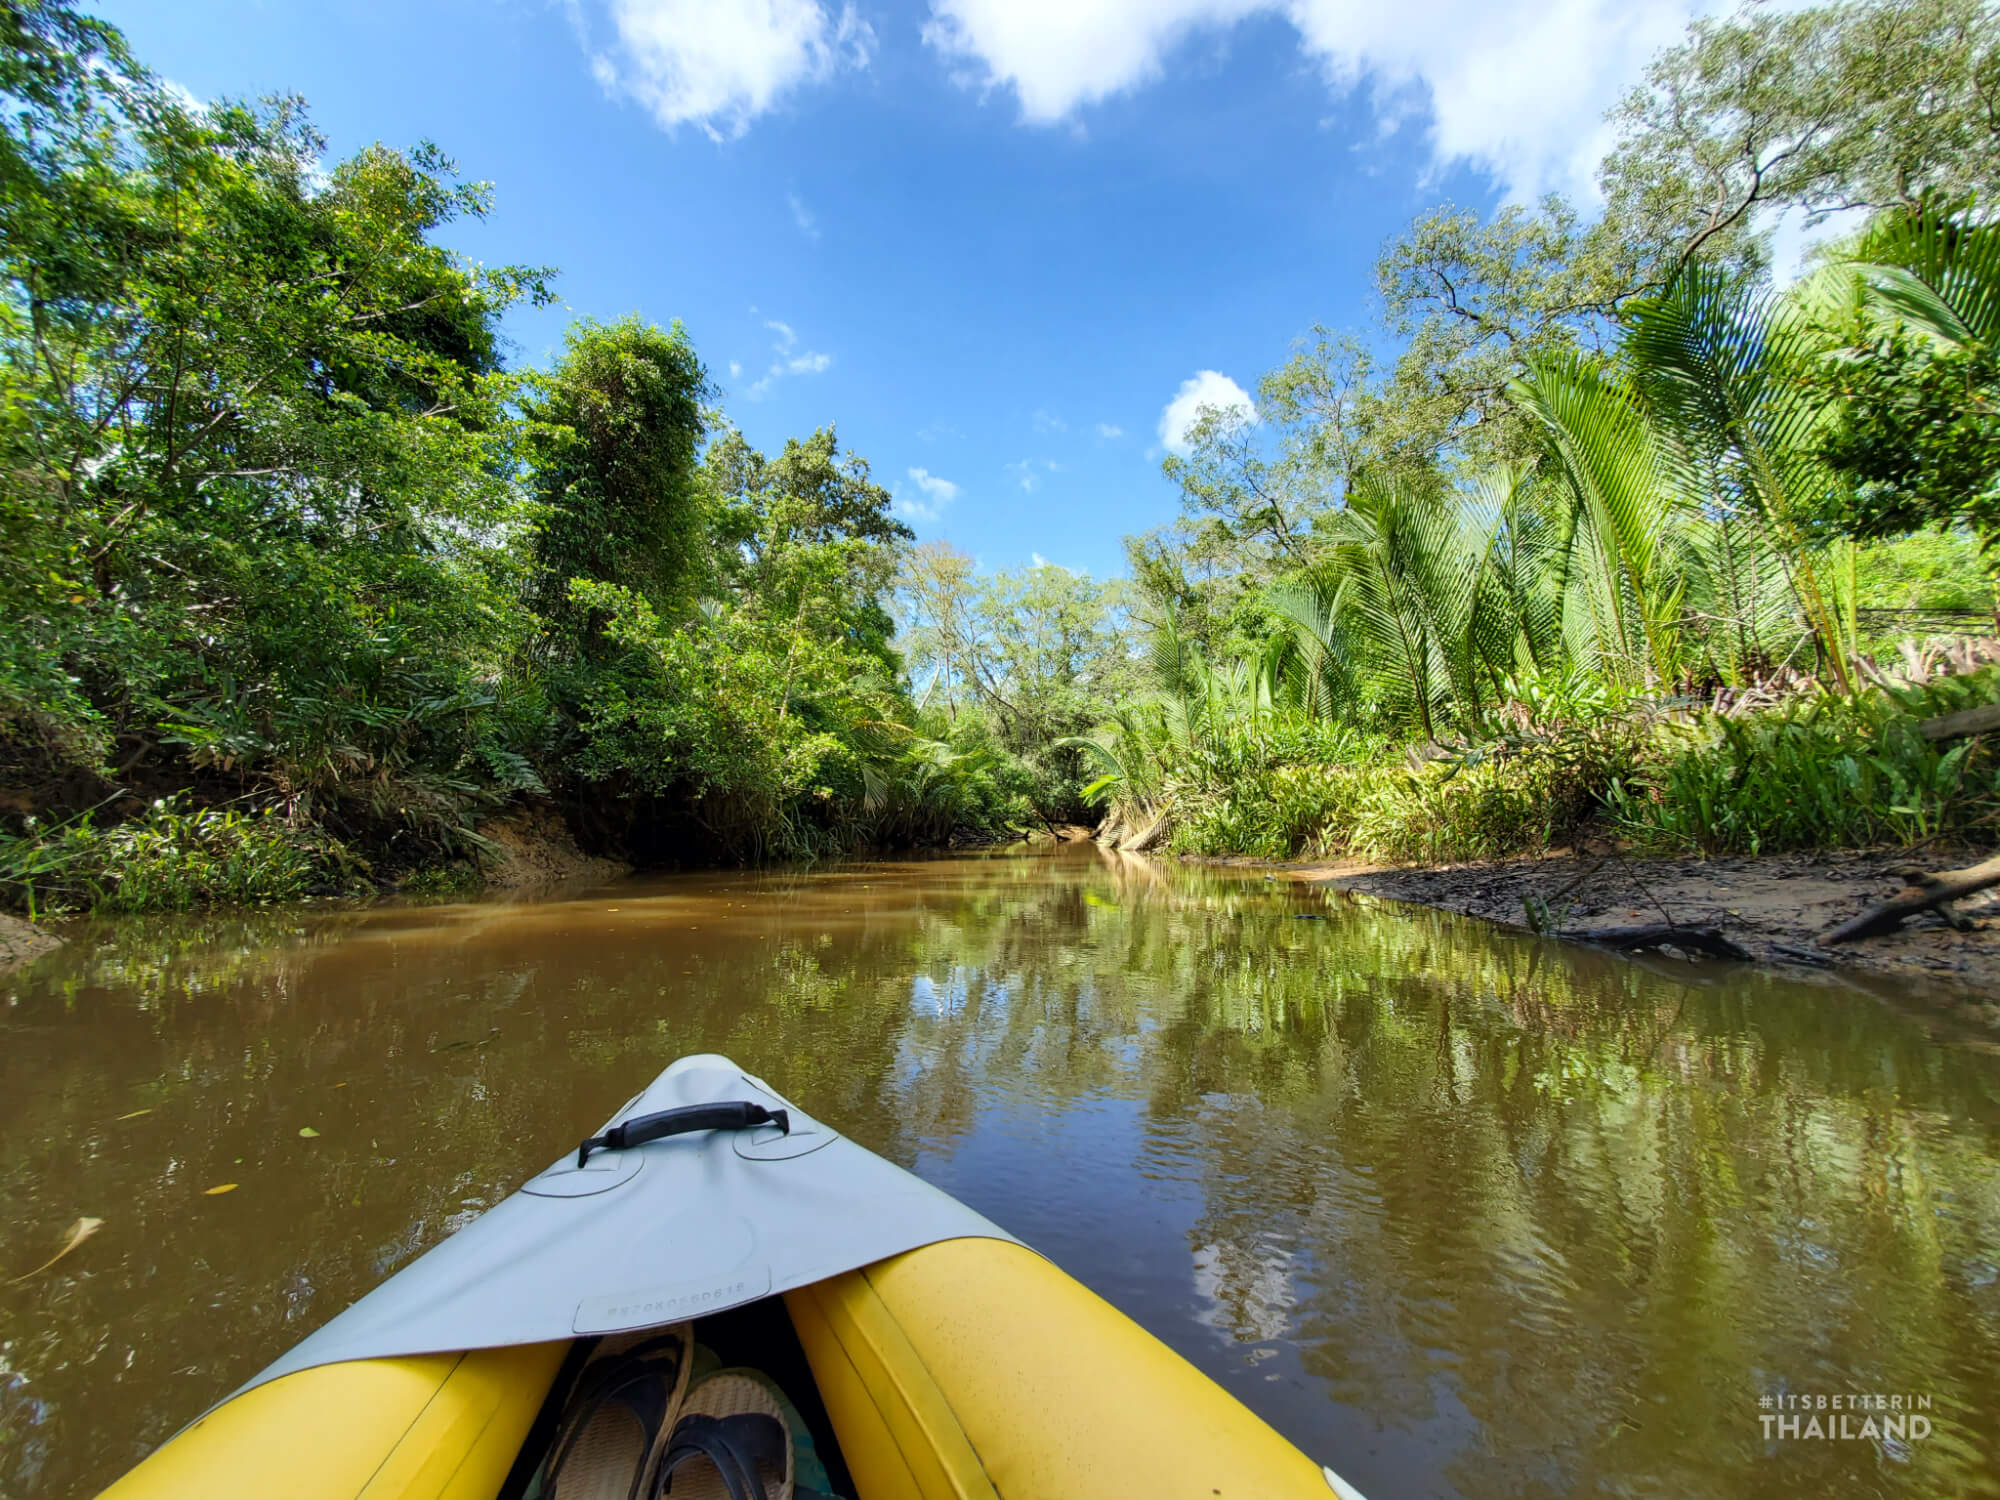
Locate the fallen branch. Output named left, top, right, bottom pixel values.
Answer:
left=1565, top=924, right=1753, bottom=961
left=1918, top=703, right=2000, bottom=741
left=1822, top=853, right=2000, bottom=943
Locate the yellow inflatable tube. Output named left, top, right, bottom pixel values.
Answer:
left=790, top=1236, right=1329, bottom=1500
left=97, top=1340, right=568, bottom=1500
left=100, top=1238, right=1330, bottom=1500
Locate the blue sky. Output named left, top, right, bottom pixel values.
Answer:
left=99, top=0, right=1717, bottom=578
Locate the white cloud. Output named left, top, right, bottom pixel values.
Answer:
left=924, top=0, right=1260, bottom=123
left=901, top=466, right=962, bottom=522
left=728, top=360, right=743, bottom=377
left=1032, top=408, right=1067, bottom=433
left=1158, top=369, right=1255, bottom=455
left=923, top=0, right=1713, bottom=200
left=910, top=468, right=961, bottom=504
left=1095, top=422, right=1124, bottom=439
left=788, top=190, right=820, bottom=241
left=586, top=0, right=875, bottom=140
left=745, top=317, right=833, bottom=399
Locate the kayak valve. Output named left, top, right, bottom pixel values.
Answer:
left=576, top=1101, right=791, bottom=1168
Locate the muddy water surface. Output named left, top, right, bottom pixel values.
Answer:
left=3, top=847, right=1998, bottom=1498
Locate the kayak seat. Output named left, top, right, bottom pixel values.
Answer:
left=783, top=1236, right=1331, bottom=1500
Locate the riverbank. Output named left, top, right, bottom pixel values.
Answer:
left=1259, top=847, right=2000, bottom=1022
left=0, top=912, right=61, bottom=973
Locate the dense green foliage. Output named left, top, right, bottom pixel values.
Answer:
left=1076, top=0, right=2000, bottom=869
left=1079, top=206, right=2000, bottom=864
left=1609, top=670, right=2000, bottom=855
left=0, top=794, right=340, bottom=914
left=0, top=1, right=1035, bottom=909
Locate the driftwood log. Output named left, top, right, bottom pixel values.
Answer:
left=1565, top=924, right=1754, bottom=961
left=1822, top=853, right=2000, bottom=943
left=1918, top=703, right=2000, bottom=741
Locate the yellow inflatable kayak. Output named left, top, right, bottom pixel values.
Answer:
left=97, top=1055, right=1360, bottom=1500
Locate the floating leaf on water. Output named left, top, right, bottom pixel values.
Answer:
left=9, top=1216, right=104, bottom=1284
left=204, top=1183, right=238, bottom=1196
left=298, top=1126, right=320, bottom=1138
left=115, top=1109, right=152, bottom=1121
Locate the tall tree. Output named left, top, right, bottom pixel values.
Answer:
left=525, top=316, right=709, bottom=643
left=1373, top=0, right=2000, bottom=476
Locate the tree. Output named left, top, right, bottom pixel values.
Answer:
left=525, top=316, right=710, bottom=642
left=1807, top=204, right=2000, bottom=558
left=1601, top=0, right=2000, bottom=269
left=898, top=538, right=985, bottom=718
left=1369, top=0, right=2000, bottom=479
left=1374, top=200, right=1650, bottom=472
left=704, top=423, right=911, bottom=674
left=974, top=563, right=1135, bottom=751
left=0, top=14, right=558, bottom=849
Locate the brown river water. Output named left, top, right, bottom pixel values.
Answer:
left=2, top=846, right=1998, bottom=1498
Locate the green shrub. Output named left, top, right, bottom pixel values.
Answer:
left=1609, top=671, right=2000, bottom=854
left=1168, top=709, right=1642, bottom=865
left=0, top=796, right=354, bottom=915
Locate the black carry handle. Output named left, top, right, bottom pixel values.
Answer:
left=576, top=1101, right=789, bottom=1168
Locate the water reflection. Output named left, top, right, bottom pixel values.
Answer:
left=2, top=848, right=1997, bottom=1497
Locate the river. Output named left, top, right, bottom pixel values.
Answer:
left=2, top=847, right=1997, bottom=1497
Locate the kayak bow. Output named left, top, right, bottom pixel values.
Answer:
left=98, top=1054, right=1348, bottom=1499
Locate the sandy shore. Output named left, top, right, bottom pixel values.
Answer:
left=1251, top=847, right=2000, bottom=1026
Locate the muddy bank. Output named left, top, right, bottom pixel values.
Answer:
left=476, top=806, right=629, bottom=889
left=0, top=912, right=61, bottom=972
left=1272, top=848, right=2000, bottom=1024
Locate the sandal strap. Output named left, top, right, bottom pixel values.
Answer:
left=544, top=1338, right=686, bottom=1500
left=658, top=1412, right=786, bottom=1500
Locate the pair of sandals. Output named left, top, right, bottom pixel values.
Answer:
left=539, top=1325, right=795, bottom=1500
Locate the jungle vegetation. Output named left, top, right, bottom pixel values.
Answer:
left=2, top=0, right=1998, bottom=912
left=0, top=0, right=1046, bottom=911
left=1068, top=0, right=2000, bottom=862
